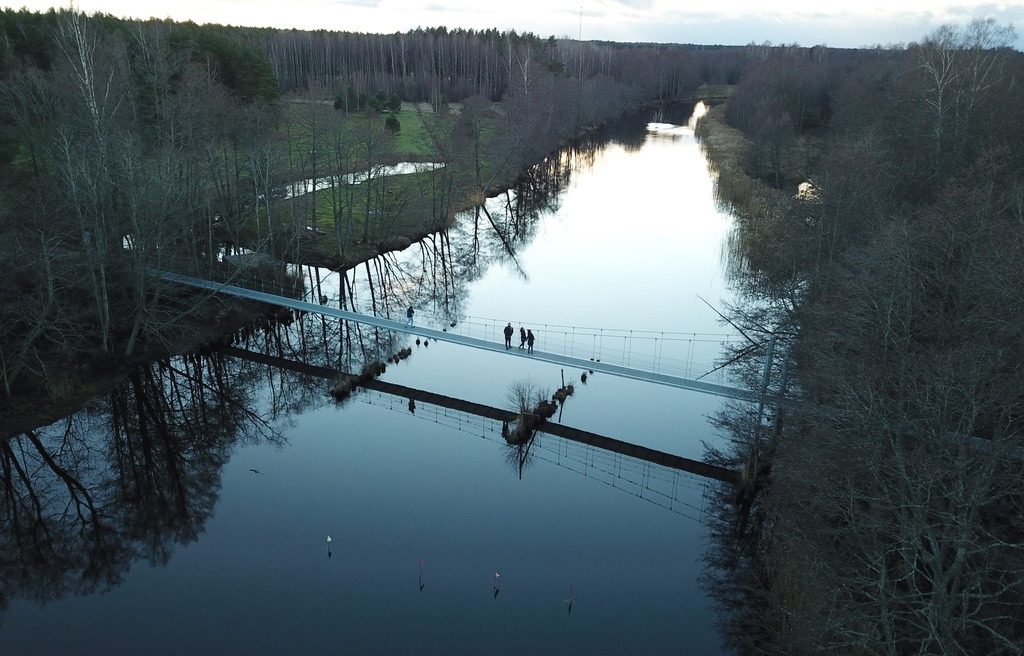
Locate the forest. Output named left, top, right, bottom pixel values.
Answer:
left=698, top=19, right=1024, bottom=656
left=0, top=8, right=736, bottom=412
left=1, top=7, right=1023, bottom=654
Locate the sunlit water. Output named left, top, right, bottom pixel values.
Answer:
left=1, top=104, right=740, bottom=655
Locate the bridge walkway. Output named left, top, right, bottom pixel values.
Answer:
left=162, top=271, right=755, bottom=402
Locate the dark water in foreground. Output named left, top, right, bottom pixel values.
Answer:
left=1, top=104, right=740, bottom=654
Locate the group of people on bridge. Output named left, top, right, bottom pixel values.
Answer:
left=505, top=323, right=535, bottom=354
left=406, top=307, right=535, bottom=354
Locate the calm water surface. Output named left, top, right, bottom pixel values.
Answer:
left=1, top=104, right=741, bottom=654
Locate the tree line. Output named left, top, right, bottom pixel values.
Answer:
left=0, top=9, right=292, bottom=405
left=700, top=20, right=1024, bottom=655
left=254, top=26, right=735, bottom=107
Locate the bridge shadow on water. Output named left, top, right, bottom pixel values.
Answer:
left=353, top=386, right=722, bottom=524
left=221, top=344, right=738, bottom=517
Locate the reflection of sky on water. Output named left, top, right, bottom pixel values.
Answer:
left=3, top=369, right=725, bottom=654
left=464, top=118, right=733, bottom=343
left=300, top=102, right=740, bottom=412
left=2, top=105, right=735, bottom=655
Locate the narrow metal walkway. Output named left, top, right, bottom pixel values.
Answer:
left=222, top=346, right=739, bottom=484
left=162, top=271, right=755, bottom=401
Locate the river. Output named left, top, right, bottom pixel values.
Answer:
left=0, top=102, right=742, bottom=655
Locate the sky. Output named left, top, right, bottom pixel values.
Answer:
left=3, top=1, right=1023, bottom=50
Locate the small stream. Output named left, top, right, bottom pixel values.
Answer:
left=270, top=161, right=444, bottom=201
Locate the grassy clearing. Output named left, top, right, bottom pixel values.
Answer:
left=280, top=102, right=450, bottom=164
left=241, top=166, right=455, bottom=267
left=390, top=110, right=451, bottom=158
left=231, top=99, right=512, bottom=267
left=305, top=168, right=445, bottom=231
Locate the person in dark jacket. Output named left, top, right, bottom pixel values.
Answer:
left=503, top=323, right=514, bottom=349
left=519, top=326, right=527, bottom=349
left=406, top=306, right=414, bottom=326
left=526, top=329, right=535, bottom=354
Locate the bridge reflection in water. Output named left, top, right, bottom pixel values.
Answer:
left=224, top=346, right=737, bottom=524
left=356, top=387, right=721, bottom=524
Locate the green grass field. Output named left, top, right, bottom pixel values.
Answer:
left=280, top=101, right=452, bottom=166
left=233, top=99, right=511, bottom=266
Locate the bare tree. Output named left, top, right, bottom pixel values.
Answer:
left=915, top=19, right=1017, bottom=183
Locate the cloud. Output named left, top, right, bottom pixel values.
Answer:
left=2, top=0, right=1020, bottom=49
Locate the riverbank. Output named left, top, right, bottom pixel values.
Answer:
left=258, top=100, right=675, bottom=271
left=0, top=294, right=290, bottom=440
left=0, top=102, right=672, bottom=439
left=696, top=48, right=1024, bottom=653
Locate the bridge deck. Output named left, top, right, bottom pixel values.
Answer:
left=162, top=271, right=755, bottom=401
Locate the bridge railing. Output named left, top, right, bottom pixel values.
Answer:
left=161, top=262, right=749, bottom=389
left=396, top=311, right=747, bottom=387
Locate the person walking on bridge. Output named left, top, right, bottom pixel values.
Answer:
left=526, top=329, right=535, bottom=354
left=406, top=306, right=414, bottom=326
left=519, top=326, right=527, bottom=349
left=503, top=323, right=514, bottom=349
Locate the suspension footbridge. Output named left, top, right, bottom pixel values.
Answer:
left=161, top=271, right=755, bottom=401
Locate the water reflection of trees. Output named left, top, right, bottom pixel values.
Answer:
left=218, top=110, right=667, bottom=454
left=0, top=109, right=676, bottom=625
left=294, top=130, right=608, bottom=332
left=698, top=211, right=801, bottom=654
left=0, top=353, right=283, bottom=623
left=197, top=110, right=689, bottom=428
left=503, top=430, right=538, bottom=480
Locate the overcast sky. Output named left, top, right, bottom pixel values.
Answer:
left=5, top=1, right=1023, bottom=49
